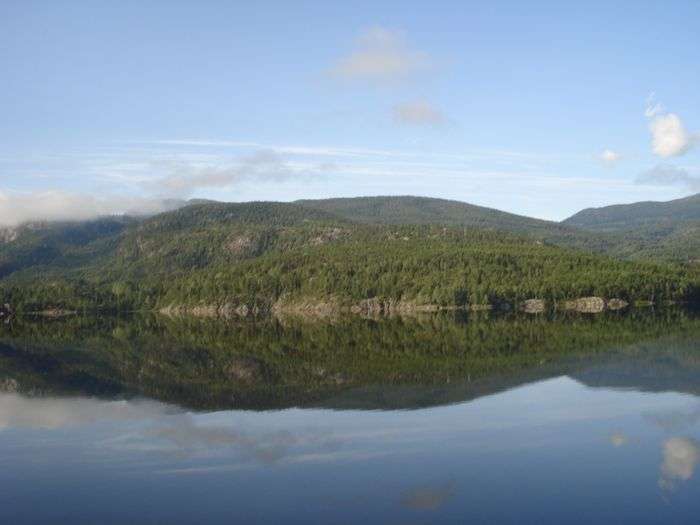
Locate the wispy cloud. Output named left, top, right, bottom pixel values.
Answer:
left=150, top=140, right=410, bottom=159
left=149, top=150, right=334, bottom=197
left=393, top=100, right=446, bottom=126
left=329, top=27, right=432, bottom=84
left=636, top=164, right=700, bottom=191
left=644, top=92, right=665, bottom=118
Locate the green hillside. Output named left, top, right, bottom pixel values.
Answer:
left=0, top=200, right=696, bottom=315
left=297, top=195, right=617, bottom=251
left=0, top=218, right=132, bottom=279
left=563, top=193, right=700, bottom=263
left=564, top=193, right=700, bottom=231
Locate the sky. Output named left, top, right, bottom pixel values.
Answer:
left=1, top=0, right=699, bottom=225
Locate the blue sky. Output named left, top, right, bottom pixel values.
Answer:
left=1, top=0, right=699, bottom=224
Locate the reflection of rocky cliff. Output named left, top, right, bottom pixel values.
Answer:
left=0, top=309, right=700, bottom=411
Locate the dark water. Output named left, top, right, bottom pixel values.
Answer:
left=2, top=310, right=700, bottom=523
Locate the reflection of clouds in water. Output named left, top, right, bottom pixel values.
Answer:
left=149, top=415, right=339, bottom=465
left=610, top=432, right=628, bottom=447
left=401, top=480, right=456, bottom=510
left=645, top=408, right=700, bottom=433
left=0, top=393, right=177, bottom=430
left=0, top=393, right=341, bottom=468
left=659, top=437, right=700, bottom=492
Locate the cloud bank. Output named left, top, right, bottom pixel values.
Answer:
left=0, top=150, right=334, bottom=227
left=0, top=190, right=181, bottom=228
left=330, top=27, right=431, bottom=83
left=636, top=164, right=700, bottom=191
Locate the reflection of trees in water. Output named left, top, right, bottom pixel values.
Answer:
left=0, top=308, right=699, bottom=411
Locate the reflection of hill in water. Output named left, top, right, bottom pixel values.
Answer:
left=1, top=310, right=700, bottom=411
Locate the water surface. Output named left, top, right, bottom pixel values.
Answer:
left=1, top=311, right=700, bottom=523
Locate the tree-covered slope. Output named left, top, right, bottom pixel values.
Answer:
left=0, top=218, right=133, bottom=279
left=0, top=199, right=698, bottom=314
left=296, top=196, right=559, bottom=231
left=0, top=201, right=696, bottom=313
left=563, top=193, right=700, bottom=263
left=563, top=193, right=700, bottom=232
left=296, top=196, right=630, bottom=254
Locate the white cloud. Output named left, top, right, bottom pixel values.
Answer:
left=0, top=190, right=181, bottom=227
left=644, top=95, right=694, bottom=158
left=330, top=27, right=431, bottom=83
left=636, top=164, right=700, bottom=191
left=650, top=113, right=692, bottom=158
left=659, top=437, right=700, bottom=491
left=600, top=149, right=621, bottom=164
left=393, top=100, right=446, bottom=126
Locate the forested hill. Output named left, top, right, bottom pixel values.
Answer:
left=297, top=196, right=586, bottom=239
left=297, top=195, right=700, bottom=263
left=0, top=200, right=698, bottom=315
left=563, top=193, right=700, bottom=262
left=564, top=193, right=700, bottom=231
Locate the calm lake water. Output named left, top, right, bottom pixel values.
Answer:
left=2, top=310, right=700, bottom=524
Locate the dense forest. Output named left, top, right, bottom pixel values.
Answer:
left=0, top=197, right=699, bottom=315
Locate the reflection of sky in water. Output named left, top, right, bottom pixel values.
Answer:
left=2, top=377, right=700, bottom=523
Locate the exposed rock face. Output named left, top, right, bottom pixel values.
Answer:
left=560, top=297, right=606, bottom=313
left=36, top=308, right=77, bottom=318
left=468, top=304, right=493, bottom=311
left=0, top=377, right=19, bottom=392
left=225, top=357, right=266, bottom=383
left=310, top=227, right=345, bottom=246
left=226, top=235, right=257, bottom=256
left=0, top=303, right=13, bottom=322
left=521, top=299, right=545, bottom=313
left=0, top=228, right=18, bottom=244
left=271, top=299, right=341, bottom=318
left=607, top=298, right=629, bottom=310
left=352, top=298, right=440, bottom=316
left=159, top=302, right=263, bottom=319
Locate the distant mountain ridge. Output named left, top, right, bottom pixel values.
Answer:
left=563, top=193, right=700, bottom=262
left=563, top=193, right=700, bottom=231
